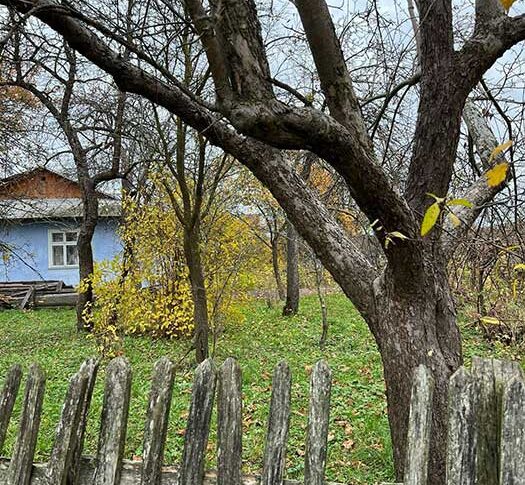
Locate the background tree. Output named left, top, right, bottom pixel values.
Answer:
left=1, top=24, right=128, bottom=329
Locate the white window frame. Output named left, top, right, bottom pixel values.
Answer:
left=48, top=229, right=80, bottom=269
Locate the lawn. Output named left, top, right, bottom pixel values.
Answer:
left=0, top=294, right=521, bottom=484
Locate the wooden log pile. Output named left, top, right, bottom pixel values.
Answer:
left=0, top=281, right=77, bottom=309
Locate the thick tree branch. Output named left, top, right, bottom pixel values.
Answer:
left=456, top=14, right=525, bottom=93
left=405, top=0, right=459, bottom=217
left=442, top=100, right=509, bottom=257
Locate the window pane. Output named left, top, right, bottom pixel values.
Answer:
left=66, top=232, right=78, bottom=242
left=66, top=245, right=79, bottom=266
left=52, top=246, right=64, bottom=266
left=52, top=232, right=64, bottom=242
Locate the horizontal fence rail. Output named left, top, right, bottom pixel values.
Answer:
left=0, top=356, right=524, bottom=484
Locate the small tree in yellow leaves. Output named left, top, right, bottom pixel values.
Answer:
left=82, top=181, right=269, bottom=357
left=80, top=194, right=195, bottom=356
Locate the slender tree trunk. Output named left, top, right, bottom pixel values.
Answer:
left=183, top=225, right=209, bottom=363
left=313, top=257, right=328, bottom=348
left=271, top=235, right=285, bottom=300
left=282, top=221, right=300, bottom=316
left=372, top=258, right=462, bottom=484
left=76, top=194, right=98, bottom=331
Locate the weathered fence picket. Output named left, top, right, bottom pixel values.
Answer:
left=403, top=365, right=434, bottom=485
left=261, top=361, right=292, bottom=485
left=69, top=358, right=98, bottom=485
left=304, top=360, right=331, bottom=485
left=471, top=357, right=523, bottom=485
left=1, top=355, right=525, bottom=484
left=499, top=375, right=525, bottom=483
left=94, top=357, right=132, bottom=485
left=0, top=364, right=22, bottom=452
left=179, top=359, right=216, bottom=485
left=217, top=358, right=242, bottom=485
left=7, top=364, right=45, bottom=485
left=445, top=367, right=479, bottom=485
left=45, top=367, right=89, bottom=485
left=141, top=356, right=175, bottom=485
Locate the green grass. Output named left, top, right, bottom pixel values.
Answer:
left=0, top=294, right=522, bottom=484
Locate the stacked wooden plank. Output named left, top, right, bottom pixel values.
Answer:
left=0, top=281, right=77, bottom=309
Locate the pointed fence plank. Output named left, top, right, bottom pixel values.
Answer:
left=446, top=367, right=479, bottom=485
left=261, top=361, right=292, bottom=485
left=472, top=357, right=522, bottom=485
left=68, top=358, right=99, bottom=485
left=0, top=364, right=22, bottom=452
left=94, top=357, right=132, bottom=485
left=499, top=376, right=525, bottom=484
left=141, top=357, right=176, bottom=485
left=7, top=363, right=45, bottom=485
left=403, top=365, right=434, bottom=485
left=46, top=366, right=90, bottom=485
left=304, top=360, right=332, bottom=485
left=180, top=358, right=217, bottom=485
left=217, top=358, right=242, bottom=485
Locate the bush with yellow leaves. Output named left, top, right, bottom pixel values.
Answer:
left=80, top=189, right=271, bottom=357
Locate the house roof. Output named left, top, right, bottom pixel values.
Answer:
left=0, top=198, right=121, bottom=220
left=0, top=167, right=115, bottom=200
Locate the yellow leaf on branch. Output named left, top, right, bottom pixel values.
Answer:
left=446, top=198, right=473, bottom=208
left=500, top=0, right=516, bottom=11
left=489, top=140, right=512, bottom=163
left=486, top=162, right=509, bottom=187
left=420, top=202, right=441, bottom=236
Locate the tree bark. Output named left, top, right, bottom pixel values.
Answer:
left=183, top=225, right=209, bottom=363
left=282, top=221, right=300, bottom=316
left=372, top=258, right=462, bottom=482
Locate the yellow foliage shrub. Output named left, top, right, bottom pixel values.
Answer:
left=81, top=186, right=272, bottom=356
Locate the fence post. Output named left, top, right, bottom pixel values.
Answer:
left=0, top=364, right=22, bottom=452
left=403, top=364, right=434, bottom=485
left=472, top=357, right=523, bottom=485
left=179, top=358, right=217, bottom=485
left=261, top=361, right=292, bottom=485
left=304, top=360, right=331, bottom=485
left=141, top=356, right=175, bottom=485
left=446, top=367, right=479, bottom=485
left=7, top=363, right=46, bottom=485
left=93, top=357, right=132, bottom=485
left=499, top=375, right=525, bottom=483
left=217, top=357, right=242, bottom=485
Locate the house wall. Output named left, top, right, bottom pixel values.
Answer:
left=0, top=218, right=121, bottom=286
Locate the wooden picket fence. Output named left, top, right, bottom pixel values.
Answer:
left=0, top=356, right=524, bottom=484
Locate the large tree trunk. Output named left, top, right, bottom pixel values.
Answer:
left=76, top=194, right=98, bottom=332
left=183, top=225, right=209, bottom=363
left=371, top=257, right=462, bottom=483
left=282, top=221, right=300, bottom=316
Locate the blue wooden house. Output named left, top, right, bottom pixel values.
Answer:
left=0, top=168, right=122, bottom=286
